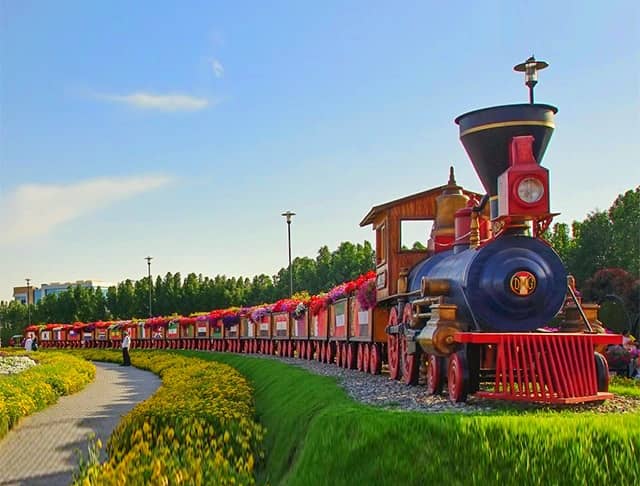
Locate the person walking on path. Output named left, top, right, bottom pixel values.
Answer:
left=24, top=334, right=33, bottom=352
left=122, top=331, right=131, bottom=366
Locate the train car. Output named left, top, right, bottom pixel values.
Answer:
left=291, top=304, right=310, bottom=359
left=107, top=322, right=123, bottom=349
left=93, top=321, right=109, bottom=347
left=271, top=311, right=291, bottom=356
left=194, top=315, right=211, bottom=350
left=349, top=293, right=388, bottom=374
left=222, top=311, right=241, bottom=353
left=36, top=325, right=52, bottom=348
left=308, top=296, right=330, bottom=362
left=240, top=314, right=256, bottom=353
left=329, top=296, right=351, bottom=367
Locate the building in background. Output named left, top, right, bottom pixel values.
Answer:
left=13, top=280, right=115, bottom=304
left=12, top=286, right=35, bottom=305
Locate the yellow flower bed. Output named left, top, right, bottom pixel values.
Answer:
left=0, top=351, right=96, bottom=439
left=72, top=350, right=265, bottom=486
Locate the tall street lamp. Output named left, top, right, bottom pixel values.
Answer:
left=145, top=256, right=153, bottom=317
left=25, top=278, right=31, bottom=326
left=281, top=211, right=295, bottom=297
left=514, top=55, right=548, bottom=104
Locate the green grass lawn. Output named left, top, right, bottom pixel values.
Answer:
left=180, top=351, right=639, bottom=486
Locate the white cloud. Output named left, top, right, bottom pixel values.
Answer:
left=97, top=92, right=210, bottom=111
left=0, top=175, right=172, bottom=244
left=210, top=59, right=224, bottom=78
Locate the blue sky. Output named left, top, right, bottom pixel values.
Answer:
left=1, top=1, right=638, bottom=301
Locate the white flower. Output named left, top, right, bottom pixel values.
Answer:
left=0, top=356, right=38, bottom=374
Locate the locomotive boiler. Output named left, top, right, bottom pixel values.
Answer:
left=367, top=58, right=620, bottom=403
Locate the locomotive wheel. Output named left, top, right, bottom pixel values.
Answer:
left=594, top=352, right=609, bottom=392
left=400, top=303, right=420, bottom=385
left=447, top=352, right=469, bottom=403
left=425, top=354, right=445, bottom=396
left=356, top=344, right=363, bottom=371
left=370, top=343, right=382, bottom=375
left=341, top=344, right=348, bottom=368
left=387, top=307, right=401, bottom=380
left=335, top=343, right=341, bottom=366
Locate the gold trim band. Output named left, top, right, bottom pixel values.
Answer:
left=460, top=120, right=555, bottom=137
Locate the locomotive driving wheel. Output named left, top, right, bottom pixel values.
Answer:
left=400, top=303, right=420, bottom=385
left=447, top=351, right=469, bottom=403
left=425, top=354, right=445, bottom=396
left=387, top=307, right=400, bottom=380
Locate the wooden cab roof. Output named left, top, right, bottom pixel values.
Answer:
left=359, top=183, right=479, bottom=227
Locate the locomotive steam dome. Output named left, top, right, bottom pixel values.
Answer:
left=454, top=104, right=557, bottom=196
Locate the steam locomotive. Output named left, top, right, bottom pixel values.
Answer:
left=26, top=58, right=621, bottom=404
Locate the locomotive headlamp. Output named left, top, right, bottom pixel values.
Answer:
left=516, top=177, right=544, bottom=204
left=514, top=56, right=548, bottom=104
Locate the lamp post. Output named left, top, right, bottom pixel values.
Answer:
left=514, top=55, right=549, bottom=104
left=145, top=256, right=153, bottom=317
left=25, top=278, right=31, bottom=327
left=281, top=211, right=296, bottom=297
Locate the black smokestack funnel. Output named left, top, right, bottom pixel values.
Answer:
left=455, top=104, right=557, bottom=196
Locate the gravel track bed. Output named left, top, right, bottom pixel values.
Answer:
left=260, top=354, right=640, bottom=414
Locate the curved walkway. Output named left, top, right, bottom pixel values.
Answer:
left=0, top=362, right=161, bottom=486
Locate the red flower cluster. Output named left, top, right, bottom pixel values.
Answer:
left=309, top=294, right=329, bottom=316
left=272, top=298, right=300, bottom=313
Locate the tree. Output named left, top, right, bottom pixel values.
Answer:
left=545, top=222, right=574, bottom=263
left=608, top=187, right=640, bottom=277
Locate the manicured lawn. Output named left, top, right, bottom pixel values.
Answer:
left=184, top=351, right=639, bottom=486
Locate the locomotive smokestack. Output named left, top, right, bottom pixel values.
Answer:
left=455, top=103, right=557, bottom=198
left=455, top=57, right=556, bottom=200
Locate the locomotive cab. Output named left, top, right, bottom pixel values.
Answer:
left=359, top=169, right=480, bottom=302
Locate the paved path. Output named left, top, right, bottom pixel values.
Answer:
left=0, top=362, right=161, bottom=486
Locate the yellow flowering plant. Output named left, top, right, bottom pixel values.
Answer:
left=72, top=350, right=265, bottom=485
left=0, top=351, right=95, bottom=439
